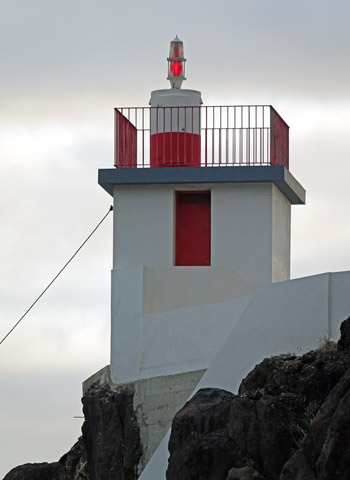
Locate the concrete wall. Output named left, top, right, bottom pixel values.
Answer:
left=139, top=271, right=350, bottom=480
left=113, top=182, right=291, bottom=287
left=113, top=185, right=175, bottom=268
left=110, top=265, right=253, bottom=384
left=110, top=181, right=293, bottom=384
left=141, top=265, right=253, bottom=314
left=272, top=184, right=291, bottom=282
left=133, top=369, right=205, bottom=470
left=211, top=183, right=275, bottom=287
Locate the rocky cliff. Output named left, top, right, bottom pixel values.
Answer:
left=167, top=318, right=350, bottom=480
left=4, top=318, right=350, bottom=480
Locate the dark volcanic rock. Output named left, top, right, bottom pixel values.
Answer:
left=3, top=462, right=66, bottom=480
left=167, top=389, right=239, bottom=480
left=4, top=438, right=88, bottom=480
left=81, top=382, right=142, bottom=480
left=303, top=367, right=350, bottom=479
left=279, top=450, right=317, bottom=480
left=227, top=396, right=260, bottom=464
left=256, top=393, right=305, bottom=479
left=167, top=317, right=350, bottom=480
left=337, top=317, right=350, bottom=351
left=58, top=437, right=89, bottom=479
left=226, top=465, right=264, bottom=480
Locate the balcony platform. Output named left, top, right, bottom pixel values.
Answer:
left=98, top=165, right=305, bottom=205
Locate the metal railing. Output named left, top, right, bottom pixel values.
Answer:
left=114, top=105, right=289, bottom=169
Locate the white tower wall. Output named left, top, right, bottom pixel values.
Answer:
left=112, top=182, right=290, bottom=287
left=110, top=181, right=292, bottom=385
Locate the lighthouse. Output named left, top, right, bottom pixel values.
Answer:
left=95, top=37, right=306, bottom=470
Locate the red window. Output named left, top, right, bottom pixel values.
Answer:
left=175, top=191, right=211, bottom=266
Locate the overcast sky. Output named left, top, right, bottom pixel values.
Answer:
left=1, top=0, right=350, bottom=476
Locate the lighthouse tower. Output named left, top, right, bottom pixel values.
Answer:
left=95, top=37, right=305, bottom=470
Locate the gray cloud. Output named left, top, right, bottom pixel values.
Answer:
left=0, top=371, right=89, bottom=477
left=1, top=0, right=349, bottom=103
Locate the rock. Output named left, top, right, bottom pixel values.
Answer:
left=58, top=437, right=89, bottom=479
left=240, top=349, right=348, bottom=410
left=81, top=382, right=142, bottom=480
left=226, top=465, right=263, bottom=480
left=227, top=396, right=260, bottom=464
left=3, top=462, right=66, bottom=480
left=238, top=354, right=296, bottom=396
left=280, top=451, right=317, bottom=480
left=256, top=394, right=305, bottom=479
left=337, top=317, right=350, bottom=351
left=166, top=389, right=239, bottom=480
left=304, top=367, right=350, bottom=479
left=3, top=438, right=88, bottom=480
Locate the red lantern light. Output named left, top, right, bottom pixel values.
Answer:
left=167, top=35, right=186, bottom=89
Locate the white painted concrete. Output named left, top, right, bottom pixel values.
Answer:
left=110, top=266, right=144, bottom=384
left=329, top=271, right=350, bottom=339
left=198, top=273, right=331, bottom=393
left=113, top=185, right=174, bottom=268
left=272, top=184, right=291, bottom=282
left=141, top=266, right=253, bottom=314
left=150, top=89, right=202, bottom=108
left=139, top=271, right=350, bottom=480
left=139, top=432, right=170, bottom=480
left=211, top=184, right=273, bottom=287
left=110, top=265, right=253, bottom=384
left=150, top=89, right=202, bottom=135
left=138, top=295, right=252, bottom=380
left=113, top=183, right=291, bottom=287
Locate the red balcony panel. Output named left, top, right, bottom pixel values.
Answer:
left=270, top=107, right=289, bottom=169
left=114, top=109, right=137, bottom=168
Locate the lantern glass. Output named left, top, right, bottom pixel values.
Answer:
left=168, top=59, right=185, bottom=78
left=169, top=40, right=184, bottom=60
